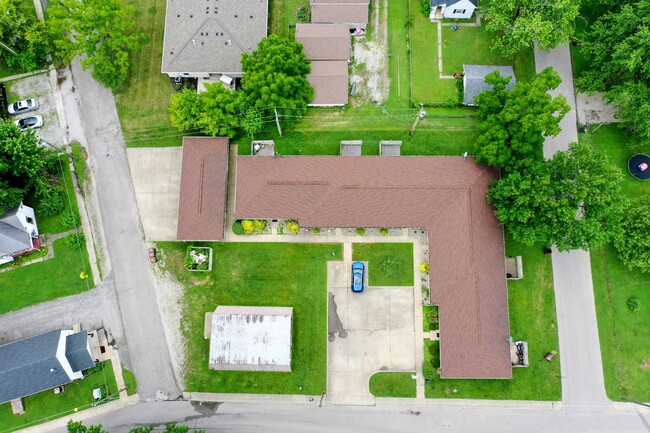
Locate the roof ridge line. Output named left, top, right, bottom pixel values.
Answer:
left=168, top=15, right=212, bottom=67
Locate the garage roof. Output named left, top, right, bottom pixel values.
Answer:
left=177, top=137, right=230, bottom=241
left=234, top=156, right=511, bottom=379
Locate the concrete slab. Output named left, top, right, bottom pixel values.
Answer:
left=127, top=147, right=182, bottom=241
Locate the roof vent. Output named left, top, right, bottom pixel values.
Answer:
left=190, top=14, right=193, bottom=18
left=234, top=14, right=238, bottom=18
left=250, top=15, right=253, bottom=18
left=176, top=14, right=180, bottom=17
left=200, top=32, right=204, bottom=36
left=201, top=41, right=205, bottom=45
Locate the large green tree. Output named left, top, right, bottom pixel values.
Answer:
left=170, top=83, right=240, bottom=138
left=484, top=0, right=580, bottom=56
left=474, top=67, right=570, bottom=170
left=614, top=203, right=650, bottom=272
left=240, top=35, right=313, bottom=128
left=577, top=0, right=650, bottom=143
left=487, top=142, right=625, bottom=251
left=48, top=0, right=142, bottom=90
left=0, top=0, right=49, bottom=71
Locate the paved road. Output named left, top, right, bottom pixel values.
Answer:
left=535, top=43, right=608, bottom=407
left=70, top=60, right=180, bottom=400
left=48, top=401, right=650, bottom=433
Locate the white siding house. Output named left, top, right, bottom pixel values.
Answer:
left=430, top=0, right=477, bottom=20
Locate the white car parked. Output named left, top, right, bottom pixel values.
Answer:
left=15, top=115, right=44, bottom=130
left=7, top=99, right=40, bottom=115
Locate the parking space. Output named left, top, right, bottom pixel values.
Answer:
left=127, top=147, right=182, bottom=240
left=7, top=72, right=65, bottom=146
left=327, top=261, right=416, bottom=404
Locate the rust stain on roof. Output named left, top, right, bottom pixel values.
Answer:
left=177, top=137, right=230, bottom=241
left=235, top=155, right=511, bottom=379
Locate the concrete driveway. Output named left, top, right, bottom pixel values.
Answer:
left=127, top=147, right=182, bottom=241
left=327, top=261, right=416, bottom=405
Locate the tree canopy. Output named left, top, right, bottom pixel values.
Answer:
left=614, top=203, right=650, bottom=272
left=577, top=0, right=650, bottom=143
left=473, top=67, right=570, bottom=170
left=240, top=35, right=313, bottom=128
left=0, top=0, right=49, bottom=71
left=487, top=142, right=626, bottom=251
left=484, top=0, right=580, bottom=56
left=170, top=84, right=240, bottom=138
left=48, top=0, right=142, bottom=90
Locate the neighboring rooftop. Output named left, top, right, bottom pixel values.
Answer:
left=430, top=0, right=478, bottom=7
left=209, top=306, right=293, bottom=372
left=295, top=23, right=351, bottom=61
left=310, top=1, right=370, bottom=28
left=307, top=61, right=349, bottom=106
left=177, top=137, right=230, bottom=241
left=161, top=0, right=269, bottom=76
left=0, top=204, right=36, bottom=259
left=463, top=64, right=516, bottom=106
left=235, top=156, right=511, bottom=379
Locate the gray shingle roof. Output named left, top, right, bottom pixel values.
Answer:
left=0, top=207, right=32, bottom=257
left=463, top=64, right=515, bottom=105
left=65, top=331, right=95, bottom=372
left=162, top=0, right=268, bottom=75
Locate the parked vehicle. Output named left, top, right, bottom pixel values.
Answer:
left=15, top=115, right=44, bottom=130
left=7, top=99, right=39, bottom=115
left=352, top=261, right=365, bottom=293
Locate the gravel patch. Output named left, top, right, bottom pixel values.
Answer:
left=576, top=92, right=620, bottom=125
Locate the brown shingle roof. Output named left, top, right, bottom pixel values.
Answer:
left=307, top=61, right=349, bottom=106
left=295, top=24, right=351, bottom=61
left=311, top=3, right=369, bottom=26
left=235, top=156, right=511, bottom=379
left=177, top=137, right=230, bottom=241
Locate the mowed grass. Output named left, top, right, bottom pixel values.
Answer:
left=0, top=360, right=118, bottom=433
left=116, top=0, right=181, bottom=148
left=409, top=0, right=457, bottom=104
left=369, top=372, right=417, bottom=398
left=387, top=0, right=411, bottom=108
left=441, top=25, right=536, bottom=83
left=0, top=238, right=94, bottom=314
left=353, top=243, right=414, bottom=286
left=158, top=242, right=342, bottom=394
left=424, top=236, right=561, bottom=400
left=269, top=0, right=309, bottom=38
left=580, top=124, right=650, bottom=401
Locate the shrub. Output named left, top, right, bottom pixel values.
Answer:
left=232, top=220, right=244, bottom=235
left=185, top=246, right=210, bottom=271
left=296, top=5, right=310, bottom=22
left=242, top=220, right=255, bottom=234
left=64, top=233, right=86, bottom=249
left=38, top=187, right=65, bottom=217
left=313, top=227, right=321, bottom=234
left=287, top=220, right=299, bottom=234
left=420, top=0, right=431, bottom=16
left=380, top=228, right=389, bottom=236
left=356, top=228, right=365, bottom=235
left=253, top=219, right=266, bottom=232
left=428, top=308, right=439, bottom=330
left=241, top=219, right=267, bottom=234
left=60, top=211, right=81, bottom=229
left=627, top=298, right=641, bottom=313
left=420, top=262, right=430, bottom=273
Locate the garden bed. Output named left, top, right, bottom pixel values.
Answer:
left=185, top=246, right=213, bottom=272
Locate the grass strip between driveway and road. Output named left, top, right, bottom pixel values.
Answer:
left=158, top=242, right=342, bottom=395
left=369, top=372, right=417, bottom=398
left=352, top=243, right=414, bottom=286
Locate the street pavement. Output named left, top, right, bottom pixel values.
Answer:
left=535, top=43, right=609, bottom=407
left=70, top=59, right=180, bottom=400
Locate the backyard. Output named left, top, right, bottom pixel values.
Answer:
left=580, top=124, right=650, bottom=401
left=157, top=242, right=342, bottom=395
left=352, top=243, right=414, bottom=286
left=423, top=236, right=562, bottom=400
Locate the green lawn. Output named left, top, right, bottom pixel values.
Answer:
left=369, top=372, right=417, bottom=398
left=441, top=25, right=536, bottom=83
left=387, top=0, right=411, bottom=108
left=424, top=236, right=561, bottom=400
left=570, top=45, right=590, bottom=82
left=115, top=0, right=181, bottom=148
left=352, top=243, right=414, bottom=286
left=409, top=0, right=457, bottom=104
left=269, top=0, right=309, bottom=38
left=157, top=242, right=342, bottom=394
left=580, top=124, right=650, bottom=401
left=122, top=367, right=138, bottom=396
left=0, top=238, right=94, bottom=314
left=0, top=360, right=118, bottom=433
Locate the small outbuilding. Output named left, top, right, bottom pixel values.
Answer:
left=209, top=306, right=293, bottom=372
left=430, top=0, right=477, bottom=20
left=462, top=64, right=516, bottom=106
left=310, top=0, right=370, bottom=29
left=340, top=140, right=362, bottom=156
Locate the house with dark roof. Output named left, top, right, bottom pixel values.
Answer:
left=161, top=0, right=268, bottom=79
left=462, top=64, right=516, bottom=106
left=430, top=0, right=478, bottom=20
left=0, top=203, right=40, bottom=266
left=0, top=330, right=95, bottom=405
left=310, top=0, right=369, bottom=29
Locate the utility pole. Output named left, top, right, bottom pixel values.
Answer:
left=409, top=104, right=425, bottom=136
left=274, top=107, right=283, bottom=137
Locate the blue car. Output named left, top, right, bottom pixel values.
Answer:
left=352, top=262, right=364, bottom=293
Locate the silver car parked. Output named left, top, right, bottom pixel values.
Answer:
left=7, top=99, right=40, bottom=115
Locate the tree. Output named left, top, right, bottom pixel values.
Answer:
left=0, top=119, right=48, bottom=190
left=170, top=84, right=240, bottom=138
left=487, top=142, right=626, bottom=251
left=68, top=421, right=202, bottom=433
left=0, top=0, right=49, bottom=71
left=614, top=203, right=650, bottom=272
left=577, top=0, right=650, bottom=143
left=474, top=67, right=570, bottom=170
left=484, top=0, right=580, bottom=56
left=240, top=35, right=313, bottom=128
left=48, top=0, right=143, bottom=90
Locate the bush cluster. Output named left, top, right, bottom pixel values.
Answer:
left=64, top=233, right=85, bottom=249
left=238, top=219, right=267, bottom=234
left=627, top=298, right=641, bottom=313
left=287, top=220, right=299, bottom=234
left=60, top=211, right=81, bottom=229
left=356, top=228, right=365, bottom=236
left=420, top=262, right=430, bottom=273
left=38, top=187, right=65, bottom=217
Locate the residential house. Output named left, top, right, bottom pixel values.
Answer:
left=0, top=203, right=39, bottom=266
left=310, top=0, right=369, bottom=30
left=0, top=330, right=95, bottom=405
left=462, top=64, right=516, bottom=106
left=430, top=0, right=478, bottom=20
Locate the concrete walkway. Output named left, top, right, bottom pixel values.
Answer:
left=534, top=42, right=608, bottom=408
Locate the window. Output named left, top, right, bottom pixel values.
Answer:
left=453, top=8, right=466, bottom=13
